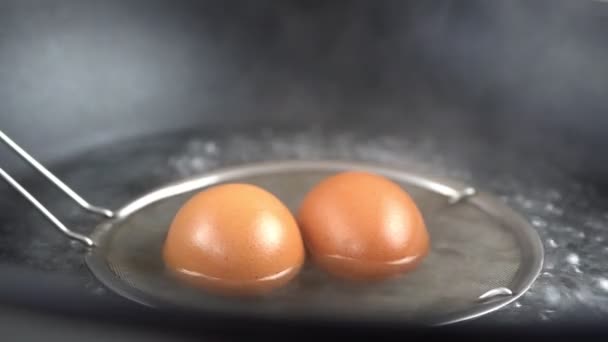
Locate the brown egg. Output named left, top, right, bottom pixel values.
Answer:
left=297, top=171, right=429, bottom=280
left=163, top=183, right=305, bottom=296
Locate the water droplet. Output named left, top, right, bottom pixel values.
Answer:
left=514, top=302, right=522, bottom=308
left=566, top=253, right=580, bottom=265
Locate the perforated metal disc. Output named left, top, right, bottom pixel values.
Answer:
left=85, top=160, right=543, bottom=325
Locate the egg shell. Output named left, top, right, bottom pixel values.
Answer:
left=297, top=171, right=430, bottom=280
left=163, top=183, right=305, bottom=295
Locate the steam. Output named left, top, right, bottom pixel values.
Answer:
left=2, top=1, right=606, bottom=176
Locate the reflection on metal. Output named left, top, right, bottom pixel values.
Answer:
left=0, top=130, right=114, bottom=218
left=448, top=187, right=477, bottom=204
left=0, top=167, right=94, bottom=246
left=0, top=130, right=113, bottom=246
left=478, top=287, right=514, bottom=302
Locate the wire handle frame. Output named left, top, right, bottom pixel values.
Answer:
left=0, top=130, right=115, bottom=247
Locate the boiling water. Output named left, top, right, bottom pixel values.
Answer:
left=0, top=127, right=607, bottom=323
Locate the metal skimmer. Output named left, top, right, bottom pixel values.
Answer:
left=0, top=130, right=543, bottom=326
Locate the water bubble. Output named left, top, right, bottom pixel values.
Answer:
left=544, top=203, right=564, bottom=216
left=566, top=253, right=580, bottom=265
left=546, top=239, right=558, bottom=248
left=522, top=200, right=535, bottom=209
left=597, top=278, right=608, bottom=292
left=204, top=142, right=218, bottom=154
left=570, top=265, right=583, bottom=274
left=574, top=231, right=586, bottom=239
left=544, top=286, right=561, bottom=307
left=539, top=308, right=557, bottom=321
left=189, top=157, right=206, bottom=171
left=556, top=226, right=577, bottom=236
left=531, top=217, right=548, bottom=228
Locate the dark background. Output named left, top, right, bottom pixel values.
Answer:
left=1, top=0, right=608, bottom=339
left=2, top=0, right=607, bottom=175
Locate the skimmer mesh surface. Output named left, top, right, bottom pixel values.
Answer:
left=90, top=167, right=524, bottom=323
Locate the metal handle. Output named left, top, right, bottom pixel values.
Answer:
left=0, top=130, right=115, bottom=247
